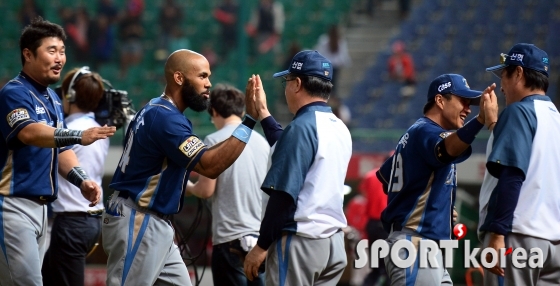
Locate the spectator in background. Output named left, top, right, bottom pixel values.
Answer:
left=19, top=0, right=43, bottom=28
left=187, top=84, right=270, bottom=286
left=88, top=14, right=116, bottom=71
left=42, top=67, right=109, bottom=286
left=246, top=0, right=285, bottom=55
left=214, top=0, right=239, bottom=59
left=64, top=7, right=91, bottom=64
left=329, top=96, right=352, bottom=125
left=399, top=0, right=411, bottom=20
left=314, top=25, right=352, bottom=93
left=97, top=0, right=119, bottom=25
left=360, top=166, right=389, bottom=286
left=158, top=0, right=182, bottom=53
left=387, top=40, right=416, bottom=97
left=118, top=8, right=144, bottom=78
left=201, top=44, right=219, bottom=68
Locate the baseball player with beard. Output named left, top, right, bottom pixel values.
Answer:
left=376, top=74, right=497, bottom=285
left=102, top=49, right=261, bottom=286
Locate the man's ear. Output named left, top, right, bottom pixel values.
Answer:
left=22, top=48, right=32, bottom=63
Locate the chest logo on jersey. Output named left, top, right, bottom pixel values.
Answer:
left=35, top=105, right=46, bottom=114
left=6, top=108, right=30, bottom=127
left=179, top=136, right=206, bottom=158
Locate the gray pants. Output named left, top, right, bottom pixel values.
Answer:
left=385, top=229, right=452, bottom=286
left=266, top=231, right=347, bottom=286
left=503, top=232, right=560, bottom=286
left=102, top=195, right=191, bottom=286
left=0, top=197, right=48, bottom=286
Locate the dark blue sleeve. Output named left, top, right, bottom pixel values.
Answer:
left=0, top=85, right=37, bottom=147
left=480, top=166, right=524, bottom=235
left=256, top=191, right=297, bottom=250
left=487, top=103, right=536, bottom=177
left=149, top=111, right=207, bottom=171
left=260, top=115, right=283, bottom=146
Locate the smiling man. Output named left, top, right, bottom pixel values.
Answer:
left=0, top=17, right=116, bottom=286
left=102, top=49, right=262, bottom=286
left=375, top=74, right=498, bottom=285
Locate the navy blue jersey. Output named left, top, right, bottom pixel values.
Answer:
left=110, top=97, right=207, bottom=215
left=377, top=117, right=471, bottom=240
left=0, top=72, right=67, bottom=200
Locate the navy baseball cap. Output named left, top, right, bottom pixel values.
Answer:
left=486, top=43, right=550, bottom=78
left=273, top=50, right=333, bottom=81
left=427, top=74, right=482, bottom=105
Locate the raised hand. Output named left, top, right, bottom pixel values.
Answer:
left=81, top=125, right=116, bottom=145
left=245, top=75, right=259, bottom=119
left=255, top=75, right=271, bottom=120
left=480, top=83, right=498, bottom=129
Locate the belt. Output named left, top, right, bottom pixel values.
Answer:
left=25, top=197, right=49, bottom=205
left=55, top=209, right=104, bottom=217
left=117, top=191, right=171, bottom=220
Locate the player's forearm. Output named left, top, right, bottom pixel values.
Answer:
left=445, top=117, right=484, bottom=156
left=17, top=123, right=58, bottom=148
left=193, top=116, right=257, bottom=178
left=186, top=176, right=216, bottom=199
left=58, top=150, right=80, bottom=178
left=260, top=115, right=283, bottom=147
left=257, top=190, right=296, bottom=250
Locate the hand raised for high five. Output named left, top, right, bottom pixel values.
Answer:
left=478, top=83, right=498, bottom=129
left=254, top=75, right=271, bottom=120
left=245, top=75, right=259, bottom=120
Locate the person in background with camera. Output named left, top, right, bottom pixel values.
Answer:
left=0, top=17, right=115, bottom=286
left=40, top=67, right=110, bottom=286
left=187, top=84, right=270, bottom=286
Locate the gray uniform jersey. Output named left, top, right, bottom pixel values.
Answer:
left=204, top=123, right=270, bottom=245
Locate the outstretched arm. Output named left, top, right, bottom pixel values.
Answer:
left=17, top=123, right=116, bottom=148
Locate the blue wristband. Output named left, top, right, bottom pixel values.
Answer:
left=456, top=117, right=484, bottom=145
left=232, top=124, right=252, bottom=143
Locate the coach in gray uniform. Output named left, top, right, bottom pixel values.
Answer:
left=187, top=84, right=270, bottom=285
left=243, top=50, right=352, bottom=285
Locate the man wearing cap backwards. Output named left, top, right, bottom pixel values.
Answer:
left=375, top=73, right=498, bottom=285
left=242, top=50, right=352, bottom=285
left=480, top=43, right=560, bottom=286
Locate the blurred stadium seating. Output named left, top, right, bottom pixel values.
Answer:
left=0, top=0, right=356, bottom=145
left=346, top=0, right=560, bottom=153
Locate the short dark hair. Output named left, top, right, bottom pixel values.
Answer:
left=423, top=93, right=452, bottom=114
left=290, top=73, right=332, bottom=100
left=208, top=84, right=245, bottom=118
left=504, top=65, right=549, bottom=93
left=61, top=68, right=105, bottom=112
left=19, top=17, right=66, bottom=66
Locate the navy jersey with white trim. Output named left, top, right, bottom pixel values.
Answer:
left=110, top=97, right=207, bottom=215
left=482, top=95, right=560, bottom=241
left=0, top=72, right=67, bottom=200
left=377, top=117, right=471, bottom=240
left=261, top=102, right=351, bottom=238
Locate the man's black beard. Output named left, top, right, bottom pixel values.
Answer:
left=181, top=81, right=209, bottom=112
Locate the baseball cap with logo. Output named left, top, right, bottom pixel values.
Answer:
left=273, top=50, right=333, bottom=81
left=486, top=43, right=550, bottom=78
left=427, top=74, right=482, bottom=105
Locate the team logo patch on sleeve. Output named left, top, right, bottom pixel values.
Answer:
left=439, top=131, right=452, bottom=139
left=6, top=108, right=30, bottom=127
left=179, top=136, right=206, bottom=158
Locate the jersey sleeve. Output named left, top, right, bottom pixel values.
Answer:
left=150, top=112, right=207, bottom=172
left=487, top=103, right=536, bottom=177
left=261, top=122, right=317, bottom=202
left=417, top=126, right=471, bottom=168
left=0, top=85, right=38, bottom=147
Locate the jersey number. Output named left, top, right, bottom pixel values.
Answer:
left=390, top=153, right=403, bottom=192
left=118, top=133, right=134, bottom=173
